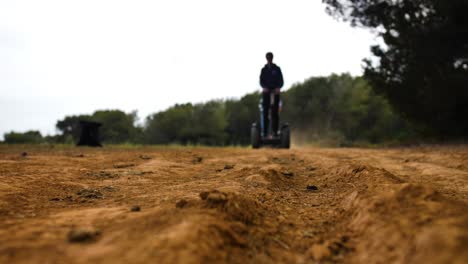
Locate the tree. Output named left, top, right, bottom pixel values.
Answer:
left=191, top=101, right=228, bottom=145
left=145, top=103, right=194, bottom=144
left=144, top=101, right=228, bottom=145
left=56, top=110, right=140, bottom=144
left=56, top=114, right=92, bottom=143
left=4, top=131, right=44, bottom=144
left=323, top=0, right=468, bottom=137
left=92, top=110, right=139, bottom=144
left=225, top=92, right=260, bottom=145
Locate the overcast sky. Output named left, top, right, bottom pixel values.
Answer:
left=0, top=0, right=378, bottom=138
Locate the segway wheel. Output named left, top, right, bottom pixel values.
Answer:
left=251, top=123, right=261, bottom=149
left=280, top=125, right=290, bottom=149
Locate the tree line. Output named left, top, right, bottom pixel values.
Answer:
left=3, top=74, right=415, bottom=146
left=5, top=1, right=466, bottom=145
left=323, top=0, right=468, bottom=138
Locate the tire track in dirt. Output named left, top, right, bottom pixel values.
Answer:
left=0, top=146, right=467, bottom=263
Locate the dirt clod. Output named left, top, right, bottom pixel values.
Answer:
left=113, top=163, right=136, bottom=169
left=192, top=156, right=203, bottom=164
left=131, top=205, right=141, bottom=212
left=206, top=191, right=228, bottom=203
left=307, top=185, right=319, bottom=191
left=67, top=227, right=101, bottom=243
left=76, top=188, right=103, bottom=199
left=199, top=191, right=209, bottom=200
left=309, top=243, right=331, bottom=260
left=86, top=170, right=117, bottom=179
left=224, top=164, right=235, bottom=170
left=282, top=171, right=294, bottom=177
left=102, top=186, right=116, bottom=192
left=175, top=199, right=188, bottom=208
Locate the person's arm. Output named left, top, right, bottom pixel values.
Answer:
left=260, top=67, right=266, bottom=88
left=277, top=66, right=284, bottom=89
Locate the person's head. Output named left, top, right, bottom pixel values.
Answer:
left=266, top=52, right=274, bottom=64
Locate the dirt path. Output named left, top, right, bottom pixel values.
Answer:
left=0, top=145, right=467, bottom=263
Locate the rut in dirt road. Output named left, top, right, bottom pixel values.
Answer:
left=0, top=146, right=467, bottom=264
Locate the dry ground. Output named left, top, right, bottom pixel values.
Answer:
left=0, top=145, right=467, bottom=263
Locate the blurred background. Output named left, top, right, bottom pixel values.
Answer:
left=1, top=0, right=467, bottom=146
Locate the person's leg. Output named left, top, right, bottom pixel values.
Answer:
left=271, top=93, right=280, bottom=136
left=262, top=92, right=270, bottom=137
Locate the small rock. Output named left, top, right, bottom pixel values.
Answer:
left=200, top=191, right=228, bottom=203
left=206, top=192, right=228, bottom=203
left=102, top=186, right=116, bottom=192
left=86, top=171, right=116, bottom=179
left=199, top=191, right=209, bottom=200
left=139, top=155, right=152, bottom=160
left=192, top=156, right=203, bottom=164
left=224, top=164, right=235, bottom=170
left=282, top=171, right=294, bottom=177
left=130, top=205, right=141, bottom=212
left=76, top=189, right=103, bottom=199
left=307, top=185, right=319, bottom=191
left=113, top=163, right=135, bottom=169
left=175, top=199, right=188, bottom=208
left=67, top=228, right=101, bottom=243
left=309, top=243, right=331, bottom=260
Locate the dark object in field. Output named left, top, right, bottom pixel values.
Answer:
left=139, top=155, right=152, bottom=160
left=307, top=185, right=319, bottom=191
left=224, top=164, right=235, bottom=170
left=76, top=188, right=103, bottom=199
left=175, top=199, right=188, bottom=208
left=68, top=228, right=101, bottom=243
left=21, top=152, right=28, bottom=157
left=77, top=121, right=102, bottom=147
left=282, top=171, right=294, bottom=177
left=192, top=156, right=203, bottom=164
left=113, top=163, right=135, bottom=169
left=130, top=205, right=141, bottom=212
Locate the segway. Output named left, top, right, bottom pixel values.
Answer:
left=251, top=92, right=290, bottom=149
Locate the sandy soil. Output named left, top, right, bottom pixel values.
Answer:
left=0, top=145, right=467, bottom=263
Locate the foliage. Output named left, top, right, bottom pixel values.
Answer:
left=322, top=0, right=468, bottom=138
left=225, top=93, right=260, bottom=145
left=5, top=74, right=414, bottom=146
left=4, top=131, right=44, bottom=144
left=56, top=114, right=92, bottom=143
left=142, top=74, right=411, bottom=145
left=282, top=74, right=412, bottom=144
left=92, top=110, right=140, bottom=144
left=54, top=110, right=141, bottom=144
left=145, top=101, right=227, bottom=145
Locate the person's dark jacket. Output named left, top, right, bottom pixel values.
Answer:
left=260, top=63, right=284, bottom=90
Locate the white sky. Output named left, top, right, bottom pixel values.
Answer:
left=0, top=0, right=378, bottom=138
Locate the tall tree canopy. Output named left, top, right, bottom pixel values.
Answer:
left=323, top=0, right=468, bottom=137
left=55, top=110, right=140, bottom=144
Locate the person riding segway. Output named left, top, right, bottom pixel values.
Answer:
left=251, top=52, right=290, bottom=149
